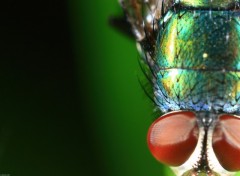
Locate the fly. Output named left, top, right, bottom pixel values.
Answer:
left=115, top=0, right=240, bottom=176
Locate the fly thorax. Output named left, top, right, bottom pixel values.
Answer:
left=155, top=9, right=240, bottom=114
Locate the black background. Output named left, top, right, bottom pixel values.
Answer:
left=0, top=1, right=88, bottom=175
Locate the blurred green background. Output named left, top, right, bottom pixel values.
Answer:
left=70, top=0, right=173, bottom=176
left=0, top=0, right=172, bottom=175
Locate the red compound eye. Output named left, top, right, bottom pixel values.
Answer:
left=147, top=111, right=199, bottom=166
left=212, top=114, right=240, bottom=171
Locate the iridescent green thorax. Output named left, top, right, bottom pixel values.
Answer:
left=155, top=10, right=240, bottom=113
left=157, top=10, right=240, bottom=70
left=177, top=0, right=240, bottom=9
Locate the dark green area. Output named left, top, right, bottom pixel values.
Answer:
left=69, top=0, right=173, bottom=176
left=0, top=1, right=82, bottom=175
left=0, top=0, right=173, bottom=175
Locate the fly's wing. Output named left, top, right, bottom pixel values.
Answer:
left=119, top=0, right=173, bottom=43
left=119, top=0, right=173, bottom=66
left=119, top=0, right=145, bottom=41
left=119, top=0, right=173, bottom=111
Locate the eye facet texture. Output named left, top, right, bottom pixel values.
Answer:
left=212, top=114, right=240, bottom=171
left=147, top=111, right=199, bottom=166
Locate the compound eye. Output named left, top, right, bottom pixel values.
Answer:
left=212, top=114, right=240, bottom=171
left=147, top=111, right=199, bottom=166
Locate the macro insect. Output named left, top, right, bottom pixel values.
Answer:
left=115, top=0, right=240, bottom=175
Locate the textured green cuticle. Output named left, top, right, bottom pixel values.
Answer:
left=155, top=10, right=240, bottom=113
left=178, top=0, right=240, bottom=9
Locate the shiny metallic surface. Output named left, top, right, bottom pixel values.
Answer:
left=155, top=69, right=240, bottom=113
left=155, top=10, right=240, bottom=113
left=178, top=0, right=240, bottom=9
left=157, top=10, right=240, bottom=70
